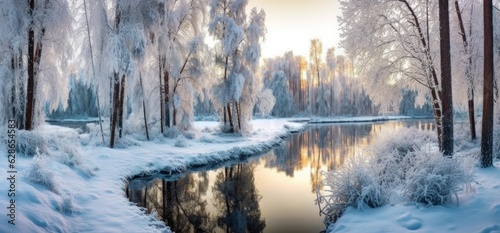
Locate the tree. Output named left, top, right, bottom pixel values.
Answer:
left=326, top=47, right=337, bottom=115
left=269, top=70, right=293, bottom=117
left=156, top=0, right=209, bottom=130
left=0, top=0, right=72, bottom=130
left=339, top=0, right=446, bottom=150
left=309, top=39, right=323, bottom=115
left=481, top=0, right=494, bottom=168
left=439, top=0, right=454, bottom=157
left=107, top=0, right=148, bottom=147
left=453, top=0, right=477, bottom=140
left=209, top=0, right=266, bottom=133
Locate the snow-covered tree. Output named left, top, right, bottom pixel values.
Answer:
left=0, top=0, right=73, bottom=130
left=309, top=39, right=322, bottom=114
left=339, top=0, right=450, bottom=149
left=209, top=0, right=266, bottom=133
left=154, top=0, right=210, bottom=131
left=269, top=70, right=293, bottom=117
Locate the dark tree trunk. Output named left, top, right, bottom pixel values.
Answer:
left=439, top=0, right=454, bottom=157
left=454, top=1, right=476, bottom=140
left=164, top=71, right=171, bottom=128
left=235, top=102, right=241, bottom=130
left=118, top=75, right=126, bottom=138
left=140, top=73, right=149, bottom=140
left=110, top=73, right=120, bottom=148
left=481, top=0, right=494, bottom=168
left=25, top=0, right=36, bottom=130
left=173, top=107, right=177, bottom=126
left=227, top=103, right=234, bottom=132
left=223, top=55, right=234, bottom=132
left=159, top=57, right=165, bottom=134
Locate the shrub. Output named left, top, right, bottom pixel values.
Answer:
left=174, top=135, right=189, bottom=147
left=164, top=127, right=181, bottom=138
left=16, top=130, right=49, bottom=156
left=317, top=154, right=388, bottom=222
left=317, top=127, right=476, bottom=224
left=26, top=150, right=59, bottom=193
left=403, top=149, right=475, bottom=205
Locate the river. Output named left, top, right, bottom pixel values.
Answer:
left=126, top=119, right=435, bottom=233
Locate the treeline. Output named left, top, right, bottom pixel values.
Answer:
left=260, top=42, right=379, bottom=118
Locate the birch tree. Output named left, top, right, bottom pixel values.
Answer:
left=209, top=0, right=266, bottom=133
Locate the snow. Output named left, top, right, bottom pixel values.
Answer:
left=0, top=119, right=305, bottom=233
left=2, top=117, right=500, bottom=233
left=328, top=164, right=500, bottom=233
left=326, top=137, right=500, bottom=233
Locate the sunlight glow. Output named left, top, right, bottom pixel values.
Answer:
left=247, top=0, right=342, bottom=59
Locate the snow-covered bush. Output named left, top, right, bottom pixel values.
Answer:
left=26, top=150, right=59, bottom=193
left=318, top=126, right=476, bottom=223
left=164, top=127, right=181, bottom=139
left=371, top=127, right=435, bottom=158
left=453, top=122, right=480, bottom=152
left=56, top=142, right=83, bottom=167
left=174, top=135, right=189, bottom=147
left=403, top=149, right=476, bottom=205
left=16, top=130, right=49, bottom=156
left=183, top=131, right=197, bottom=140
left=369, top=127, right=435, bottom=189
left=59, top=193, right=79, bottom=215
left=317, top=154, right=388, bottom=221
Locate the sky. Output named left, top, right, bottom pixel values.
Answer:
left=247, top=0, right=342, bottom=59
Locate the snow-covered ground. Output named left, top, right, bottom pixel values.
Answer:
left=324, top=125, right=500, bottom=233
left=328, top=162, right=500, bottom=233
left=0, top=119, right=305, bottom=233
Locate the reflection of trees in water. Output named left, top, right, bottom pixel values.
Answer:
left=212, top=164, right=266, bottom=233
left=261, top=121, right=434, bottom=192
left=127, top=172, right=215, bottom=233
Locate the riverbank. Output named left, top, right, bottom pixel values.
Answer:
left=325, top=128, right=500, bottom=233
left=0, top=119, right=306, bottom=233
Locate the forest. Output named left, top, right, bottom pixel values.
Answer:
left=0, top=0, right=435, bottom=148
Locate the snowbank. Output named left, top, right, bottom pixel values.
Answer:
left=0, top=119, right=306, bottom=233
left=324, top=127, right=500, bottom=233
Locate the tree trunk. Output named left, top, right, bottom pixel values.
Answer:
left=159, top=57, right=165, bottom=134
left=481, top=0, right=494, bottom=168
left=439, top=0, right=454, bottom=157
left=227, top=103, right=234, bottom=132
left=173, top=107, right=177, bottom=126
left=25, top=0, right=36, bottom=130
left=223, top=55, right=234, bottom=132
left=235, top=102, right=241, bottom=130
left=140, top=73, right=149, bottom=140
left=454, top=1, right=476, bottom=140
left=110, top=73, right=120, bottom=148
left=164, top=71, right=171, bottom=128
left=118, top=75, right=126, bottom=138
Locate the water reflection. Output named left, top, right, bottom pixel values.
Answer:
left=127, top=120, right=434, bottom=233
left=213, top=165, right=265, bottom=233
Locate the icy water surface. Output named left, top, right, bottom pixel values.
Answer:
left=126, top=120, right=435, bottom=233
